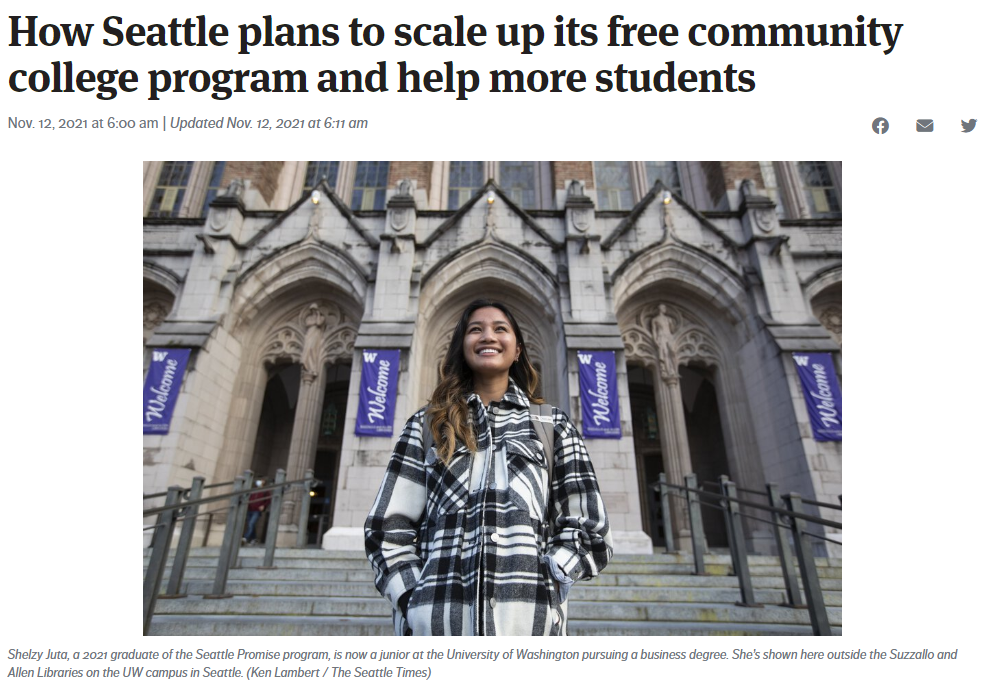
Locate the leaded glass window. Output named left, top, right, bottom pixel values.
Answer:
left=200, top=161, right=227, bottom=216
left=306, top=161, right=340, bottom=188
left=797, top=161, right=840, bottom=218
left=351, top=161, right=389, bottom=211
left=758, top=161, right=786, bottom=216
left=448, top=161, right=484, bottom=209
left=148, top=161, right=193, bottom=218
left=594, top=161, right=633, bottom=210
left=498, top=161, right=537, bottom=208
left=645, top=161, right=682, bottom=196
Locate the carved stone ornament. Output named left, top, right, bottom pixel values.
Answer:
left=224, top=179, right=245, bottom=199
left=677, top=329, right=719, bottom=367
left=818, top=304, right=842, bottom=346
left=143, top=299, right=172, bottom=332
left=623, top=304, right=721, bottom=382
left=301, top=304, right=327, bottom=381
left=305, top=199, right=323, bottom=241
left=263, top=327, right=305, bottom=365
left=397, top=179, right=412, bottom=197
left=389, top=206, right=410, bottom=232
left=209, top=205, right=232, bottom=232
left=262, top=301, right=356, bottom=369
left=483, top=199, right=498, bottom=242
left=755, top=207, right=776, bottom=233
left=661, top=202, right=679, bottom=245
left=570, top=206, right=591, bottom=233
left=568, top=180, right=585, bottom=199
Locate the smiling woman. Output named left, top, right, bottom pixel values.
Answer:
left=365, top=299, right=613, bottom=636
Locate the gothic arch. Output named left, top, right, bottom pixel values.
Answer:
left=616, top=275, right=765, bottom=545
left=216, top=267, right=362, bottom=483
left=229, top=242, right=368, bottom=335
left=622, top=304, right=723, bottom=377
left=803, top=264, right=841, bottom=302
left=414, top=244, right=564, bottom=408
left=612, top=244, right=749, bottom=326
left=143, top=261, right=183, bottom=296
left=804, top=267, right=842, bottom=349
left=143, top=266, right=180, bottom=347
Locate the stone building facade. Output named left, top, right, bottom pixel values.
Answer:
left=142, top=161, right=842, bottom=556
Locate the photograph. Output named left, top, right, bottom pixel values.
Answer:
left=142, top=160, right=842, bottom=637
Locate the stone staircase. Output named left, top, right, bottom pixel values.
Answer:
left=145, top=548, right=841, bottom=636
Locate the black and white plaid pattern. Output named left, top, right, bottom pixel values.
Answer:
left=365, top=380, right=613, bottom=636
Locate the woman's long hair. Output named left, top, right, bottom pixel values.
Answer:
left=427, top=299, right=543, bottom=464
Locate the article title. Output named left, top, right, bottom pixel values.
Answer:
left=7, top=14, right=905, bottom=101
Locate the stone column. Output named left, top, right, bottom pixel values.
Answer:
left=650, top=305, right=695, bottom=549
left=282, top=305, right=327, bottom=525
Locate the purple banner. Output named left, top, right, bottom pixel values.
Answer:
left=143, top=348, right=191, bottom=435
left=792, top=352, right=842, bottom=442
left=578, top=351, right=621, bottom=439
left=356, top=349, right=400, bottom=437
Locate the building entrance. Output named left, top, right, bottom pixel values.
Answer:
left=250, top=363, right=299, bottom=481
left=306, top=362, right=350, bottom=545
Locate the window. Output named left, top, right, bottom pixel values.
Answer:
left=499, top=162, right=537, bottom=208
left=645, top=161, right=682, bottom=197
left=148, top=162, right=193, bottom=218
left=758, top=161, right=786, bottom=216
left=351, top=161, right=389, bottom=211
left=305, top=161, right=340, bottom=188
left=200, top=161, right=227, bottom=216
left=448, top=161, right=485, bottom=209
left=797, top=161, right=841, bottom=218
left=594, top=161, right=634, bottom=210
left=432, top=162, right=552, bottom=210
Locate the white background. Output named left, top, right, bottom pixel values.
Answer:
left=2, top=1, right=986, bottom=691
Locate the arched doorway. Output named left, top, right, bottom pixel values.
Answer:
left=620, top=296, right=754, bottom=550
left=250, top=363, right=299, bottom=481
left=627, top=364, right=665, bottom=546
left=627, top=361, right=731, bottom=548
left=680, top=364, right=730, bottom=547
left=309, top=361, right=351, bottom=544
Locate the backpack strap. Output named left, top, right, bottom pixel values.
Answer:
left=529, top=403, right=556, bottom=466
left=421, top=409, right=434, bottom=457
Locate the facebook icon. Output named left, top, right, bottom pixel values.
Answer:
left=873, top=117, right=889, bottom=135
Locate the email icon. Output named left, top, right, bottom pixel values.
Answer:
left=917, top=119, right=934, bottom=132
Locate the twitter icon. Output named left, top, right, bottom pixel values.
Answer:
left=962, top=119, right=977, bottom=133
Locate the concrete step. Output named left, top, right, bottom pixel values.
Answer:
left=567, top=620, right=838, bottom=637
left=148, top=615, right=837, bottom=637
left=149, top=615, right=392, bottom=637
left=147, top=551, right=841, bottom=579
left=146, top=548, right=841, bottom=636
left=160, top=565, right=840, bottom=592
left=174, top=579, right=839, bottom=608
left=153, top=594, right=840, bottom=627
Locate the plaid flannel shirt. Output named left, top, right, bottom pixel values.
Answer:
left=365, top=380, right=613, bottom=636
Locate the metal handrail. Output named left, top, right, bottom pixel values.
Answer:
left=653, top=472, right=841, bottom=636
left=143, top=476, right=316, bottom=518
left=143, top=468, right=317, bottom=636
left=709, top=481, right=843, bottom=512
left=653, top=479, right=842, bottom=530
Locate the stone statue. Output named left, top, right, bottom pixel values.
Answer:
left=223, top=179, right=244, bottom=200
left=300, top=304, right=326, bottom=382
left=651, top=305, right=680, bottom=380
